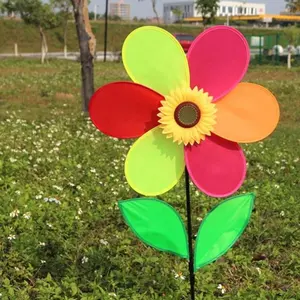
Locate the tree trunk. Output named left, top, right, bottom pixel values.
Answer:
left=39, top=26, right=48, bottom=64
left=63, top=19, right=68, bottom=58
left=71, top=0, right=96, bottom=112
left=287, top=51, right=292, bottom=69
left=151, top=0, right=159, bottom=23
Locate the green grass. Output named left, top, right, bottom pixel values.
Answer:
left=0, top=58, right=299, bottom=299
left=0, top=19, right=294, bottom=54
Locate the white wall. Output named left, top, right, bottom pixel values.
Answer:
left=163, top=1, right=194, bottom=23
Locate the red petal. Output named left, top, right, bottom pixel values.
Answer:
left=185, top=134, right=246, bottom=198
left=89, top=82, right=164, bottom=138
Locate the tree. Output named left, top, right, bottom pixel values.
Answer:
left=285, top=0, right=300, bottom=13
left=172, top=7, right=183, bottom=23
left=2, top=0, right=60, bottom=63
left=283, top=26, right=300, bottom=69
left=70, top=0, right=96, bottom=112
left=51, top=0, right=73, bottom=58
left=195, top=0, right=219, bottom=26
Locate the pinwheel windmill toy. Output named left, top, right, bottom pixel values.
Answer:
left=89, top=26, right=280, bottom=299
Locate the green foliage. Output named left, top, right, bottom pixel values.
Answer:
left=172, top=7, right=183, bottom=23
left=0, top=59, right=299, bottom=298
left=285, top=0, right=300, bottom=13
left=2, top=0, right=60, bottom=29
left=195, top=0, right=219, bottom=25
left=283, top=26, right=300, bottom=44
left=0, top=19, right=292, bottom=54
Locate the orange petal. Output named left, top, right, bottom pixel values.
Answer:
left=213, top=83, right=280, bottom=143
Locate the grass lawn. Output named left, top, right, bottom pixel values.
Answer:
left=0, top=59, right=299, bottom=299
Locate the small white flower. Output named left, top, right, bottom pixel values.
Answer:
left=46, top=223, right=53, bottom=228
left=280, top=211, right=285, bottom=217
left=8, top=234, right=16, bottom=240
left=274, top=184, right=280, bottom=189
left=41, top=260, right=46, bottom=264
left=217, top=284, right=226, bottom=294
left=173, top=270, right=185, bottom=280
left=88, top=199, right=94, bottom=204
left=15, top=190, right=21, bottom=195
left=90, top=168, right=96, bottom=173
left=108, top=293, right=117, bottom=298
left=100, top=239, right=109, bottom=246
left=23, top=212, right=31, bottom=219
left=14, top=267, right=20, bottom=271
left=10, top=209, right=20, bottom=218
left=35, top=195, right=43, bottom=199
left=256, top=267, right=262, bottom=275
left=81, top=256, right=89, bottom=264
left=53, top=185, right=63, bottom=191
left=39, top=242, right=46, bottom=246
left=76, top=164, right=82, bottom=169
left=78, top=208, right=83, bottom=215
left=9, top=157, right=17, bottom=163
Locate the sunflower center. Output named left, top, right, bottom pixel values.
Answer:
left=174, top=102, right=201, bottom=128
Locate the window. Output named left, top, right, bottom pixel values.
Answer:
left=222, top=6, right=226, bottom=13
left=243, top=7, right=247, bottom=14
left=228, top=6, right=233, bottom=13
left=238, top=7, right=243, bottom=14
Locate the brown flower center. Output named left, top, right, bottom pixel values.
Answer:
left=174, top=102, right=201, bottom=128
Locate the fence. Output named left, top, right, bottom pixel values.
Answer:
left=245, top=33, right=300, bottom=65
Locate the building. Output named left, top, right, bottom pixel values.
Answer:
left=163, top=0, right=265, bottom=24
left=109, top=1, right=131, bottom=20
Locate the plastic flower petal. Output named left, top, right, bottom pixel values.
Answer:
left=125, top=127, right=185, bottom=196
left=213, top=83, right=280, bottom=143
left=89, top=82, right=164, bottom=139
left=184, top=134, right=246, bottom=198
left=89, top=25, right=280, bottom=198
left=187, top=26, right=250, bottom=102
left=122, top=26, right=190, bottom=96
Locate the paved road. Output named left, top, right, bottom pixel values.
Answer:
left=0, top=51, right=121, bottom=62
left=0, top=50, right=291, bottom=61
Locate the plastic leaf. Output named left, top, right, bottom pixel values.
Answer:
left=119, top=198, right=189, bottom=258
left=194, top=193, right=255, bottom=271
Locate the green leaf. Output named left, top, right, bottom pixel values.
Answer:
left=194, top=193, right=255, bottom=271
left=119, top=198, right=189, bottom=258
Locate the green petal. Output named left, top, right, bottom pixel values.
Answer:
left=194, top=193, right=255, bottom=271
left=119, top=198, right=189, bottom=258
left=122, top=26, right=190, bottom=96
left=125, top=127, right=184, bottom=196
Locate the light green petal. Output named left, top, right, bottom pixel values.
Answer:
left=122, top=26, right=190, bottom=96
left=125, top=127, right=184, bottom=196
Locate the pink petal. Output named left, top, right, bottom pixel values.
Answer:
left=187, top=26, right=250, bottom=102
left=184, top=134, right=246, bottom=198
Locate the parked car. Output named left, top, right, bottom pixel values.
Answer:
left=173, top=33, right=195, bottom=53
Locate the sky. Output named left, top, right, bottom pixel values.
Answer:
left=90, top=0, right=286, bottom=19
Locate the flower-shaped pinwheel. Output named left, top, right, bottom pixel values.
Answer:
left=89, top=26, right=280, bottom=198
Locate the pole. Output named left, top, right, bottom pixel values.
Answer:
left=185, top=168, right=195, bottom=300
left=104, top=0, right=109, bottom=62
left=94, top=4, right=97, bottom=21
left=226, top=13, right=229, bottom=26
